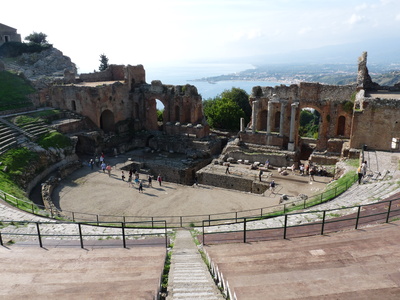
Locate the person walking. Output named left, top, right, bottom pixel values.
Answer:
left=259, top=169, right=263, bottom=182
left=148, top=175, right=153, bottom=187
left=157, top=174, right=162, bottom=186
left=270, top=180, right=276, bottom=194
left=357, top=165, right=363, bottom=184
left=121, top=171, right=125, bottom=181
left=101, top=162, right=106, bottom=173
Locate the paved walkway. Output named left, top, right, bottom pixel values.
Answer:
left=167, top=230, right=224, bottom=300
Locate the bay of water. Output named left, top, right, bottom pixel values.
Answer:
left=145, top=63, right=283, bottom=105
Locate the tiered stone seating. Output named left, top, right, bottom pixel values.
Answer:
left=0, top=123, right=20, bottom=155
left=204, top=221, right=400, bottom=299
left=18, top=120, right=52, bottom=137
left=0, top=243, right=166, bottom=299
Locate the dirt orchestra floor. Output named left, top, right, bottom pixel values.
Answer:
left=52, top=152, right=331, bottom=220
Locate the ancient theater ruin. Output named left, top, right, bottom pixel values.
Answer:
left=31, top=52, right=400, bottom=191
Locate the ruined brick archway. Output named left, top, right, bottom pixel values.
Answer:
left=100, top=109, right=115, bottom=133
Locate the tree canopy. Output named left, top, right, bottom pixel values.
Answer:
left=99, top=54, right=109, bottom=71
left=203, top=87, right=250, bottom=131
left=24, top=32, right=49, bottom=45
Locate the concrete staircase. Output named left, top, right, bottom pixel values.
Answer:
left=167, top=230, right=224, bottom=300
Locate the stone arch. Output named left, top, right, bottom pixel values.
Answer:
left=175, top=105, right=180, bottom=122
left=337, top=115, right=346, bottom=136
left=298, top=106, right=322, bottom=139
left=146, top=97, right=169, bottom=131
left=257, top=109, right=268, bottom=131
left=100, top=109, right=115, bottom=133
left=134, top=102, right=139, bottom=120
left=274, top=111, right=281, bottom=131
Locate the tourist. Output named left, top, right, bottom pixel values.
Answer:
left=106, top=164, right=112, bottom=177
left=95, top=157, right=99, bottom=167
left=89, top=159, right=94, bottom=170
left=128, top=173, right=133, bottom=187
left=357, top=165, right=363, bottom=184
left=270, top=180, right=276, bottom=193
left=259, top=169, right=263, bottom=182
left=121, top=171, right=125, bottom=181
left=265, top=159, right=270, bottom=169
left=225, top=163, right=230, bottom=174
left=157, top=174, right=162, bottom=186
left=101, top=162, right=106, bottom=173
left=309, top=166, right=316, bottom=182
left=134, top=172, right=139, bottom=184
left=148, top=175, right=152, bottom=187
left=299, top=164, right=305, bottom=176
left=361, top=161, right=367, bottom=176
left=100, top=153, right=105, bottom=165
left=138, top=180, right=143, bottom=193
left=194, top=175, right=198, bottom=186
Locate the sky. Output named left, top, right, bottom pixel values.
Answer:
left=2, top=0, right=400, bottom=78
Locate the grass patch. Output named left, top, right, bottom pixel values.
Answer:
left=0, top=71, right=35, bottom=111
left=37, top=132, right=71, bottom=149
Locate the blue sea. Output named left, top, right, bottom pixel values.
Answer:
left=145, top=63, right=283, bottom=101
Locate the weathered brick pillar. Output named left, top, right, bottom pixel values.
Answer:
left=288, top=102, right=299, bottom=151
left=252, top=100, right=258, bottom=133
left=279, top=102, right=286, bottom=136
left=267, top=101, right=273, bottom=134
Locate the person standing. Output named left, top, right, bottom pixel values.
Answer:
left=101, top=162, right=106, bottom=173
left=121, top=171, right=125, bottom=181
left=225, top=163, right=230, bottom=174
left=138, top=180, right=143, bottom=193
left=106, top=164, right=112, bottom=177
left=157, top=174, right=162, bottom=186
left=259, top=169, right=263, bottom=182
left=357, top=165, right=363, bottom=184
left=270, top=180, right=276, bottom=194
left=148, top=175, right=153, bottom=187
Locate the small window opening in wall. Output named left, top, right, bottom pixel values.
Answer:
left=391, top=137, right=400, bottom=150
left=4, top=35, right=10, bottom=42
left=71, top=100, right=76, bottom=111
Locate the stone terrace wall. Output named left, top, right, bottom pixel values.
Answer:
left=79, top=64, right=125, bottom=82
left=350, top=98, right=400, bottom=150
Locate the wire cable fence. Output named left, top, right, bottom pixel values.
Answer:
left=0, top=172, right=358, bottom=228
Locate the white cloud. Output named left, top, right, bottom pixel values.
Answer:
left=347, top=14, right=366, bottom=25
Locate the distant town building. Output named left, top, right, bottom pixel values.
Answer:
left=0, top=23, right=21, bottom=46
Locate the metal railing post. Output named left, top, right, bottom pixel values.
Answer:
left=122, top=222, right=126, bottom=248
left=202, top=221, right=205, bottom=246
left=321, top=211, right=326, bottom=235
left=283, top=214, right=288, bottom=239
left=36, top=222, right=43, bottom=248
left=261, top=208, right=263, bottom=218
left=72, top=212, right=75, bottom=222
left=235, top=212, right=238, bottom=223
left=180, top=216, right=183, bottom=227
left=386, top=200, right=392, bottom=223
left=78, top=223, right=84, bottom=249
left=151, top=217, right=154, bottom=228
left=355, top=206, right=361, bottom=229
left=96, top=215, right=99, bottom=226
left=164, top=221, right=168, bottom=248
left=0, top=231, right=3, bottom=246
left=243, top=218, right=247, bottom=243
left=208, top=215, right=211, bottom=226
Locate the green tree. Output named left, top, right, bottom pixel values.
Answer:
left=99, top=54, right=109, bottom=71
left=157, top=109, right=164, bottom=122
left=203, top=98, right=245, bottom=131
left=220, top=87, right=251, bottom=122
left=299, top=109, right=320, bottom=138
left=24, top=32, right=48, bottom=45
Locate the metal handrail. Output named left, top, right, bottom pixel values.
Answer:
left=201, top=197, right=400, bottom=244
left=0, top=220, right=170, bottom=248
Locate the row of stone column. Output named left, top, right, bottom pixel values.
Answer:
left=251, top=99, right=299, bottom=144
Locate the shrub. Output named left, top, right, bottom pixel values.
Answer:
left=37, top=132, right=71, bottom=149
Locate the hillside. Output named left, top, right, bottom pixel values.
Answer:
left=0, top=71, right=35, bottom=111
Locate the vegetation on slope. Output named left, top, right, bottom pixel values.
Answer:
left=0, top=71, right=35, bottom=111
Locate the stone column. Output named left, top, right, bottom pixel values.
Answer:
left=279, top=102, right=286, bottom=136
left=288, top=102, right=299, bottom=151
left=240, top=117, right=245, bottom=132
left=252, top=100, right=258, bottom=133
left=267, top=100, right=273, bottom=134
